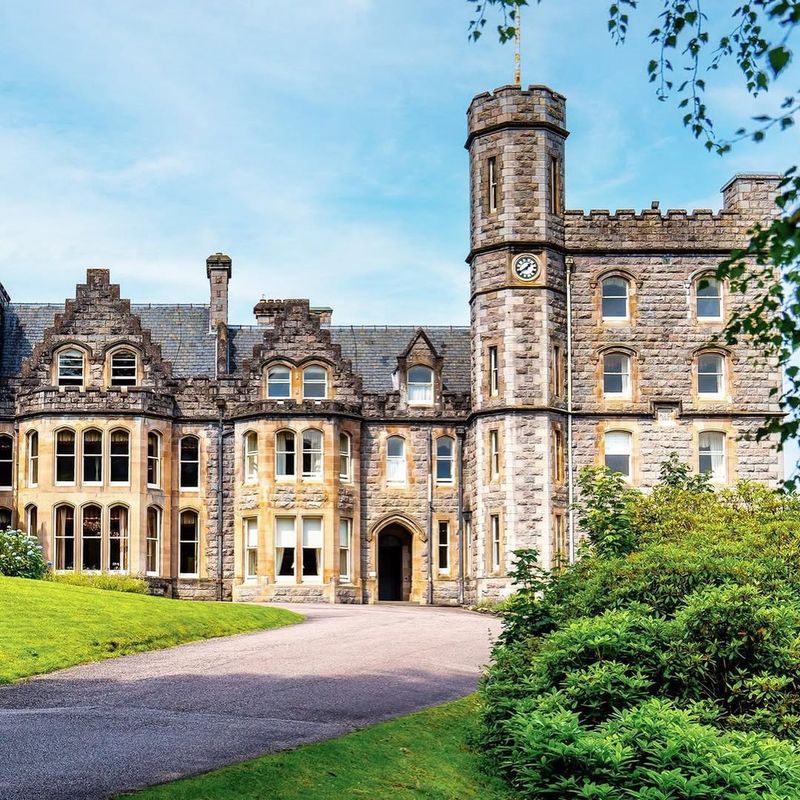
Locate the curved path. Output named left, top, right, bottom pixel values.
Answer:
left=0, top=604, right=500, bottom=800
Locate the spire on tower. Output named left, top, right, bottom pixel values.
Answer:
left=514, top=6, right=522, bottom=87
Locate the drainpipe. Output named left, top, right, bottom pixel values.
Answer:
left=456, top=426, right=466, bottom=605
left=427, top=429, right=434, bottom=605
left=566, top=258, right=576, bottom=564
left=216, top=398, right=226, bottom=601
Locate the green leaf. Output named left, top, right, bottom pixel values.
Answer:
left=768, top=46, right=792, bottom=76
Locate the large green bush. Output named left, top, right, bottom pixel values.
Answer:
left=0, top=529, right=47, bottom=579
left=480, top=461, right=800, bottom=797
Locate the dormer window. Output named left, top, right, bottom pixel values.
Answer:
left=57, top=349, right=85, bottom=387
left=110, top=349, right=137, bottom=387
left=303, top=366, right=328, bottom=400
left=267, top=366, right=291, bottom=398
left=407, top=366, right=434, bottom=406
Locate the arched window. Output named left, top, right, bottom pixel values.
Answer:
left=244, top=431, right=258, bottom=483
left=0, top=507, right=11, bottom=530
left=603, top=352, right=631, bottom=397
left=110, top=348, right=137, bottom=387
left=276, top=430, right=296, bottom=478
left=180, top=436, right=200, bottom=489
left=27, top=431, right=38, bottom=487
left=81, top=504, right=102, bottom=571
left=0, top=435, right=12, bottom=489
left=601, top=277, right=629, bottom=320
left=386, top=436, right=406, bottom=484
left=407, top=366, right=434, bottom=405
left=110, top=429, right=130, bottom=484
left=302, top=429, right=323, bottom=478
left=55, top=429, right=76, bottom=484
left=57, top=348, right=85, bottom=387
left=303, top=366, right=328, bottom=399
left=699, top=431, right=726, bottom=481
left=146, top=506, right=161, bottom=576
left=179, top=510, right=199, bottom=576
left=339, top=433, right=351, bottom=481
left=82, top=429, right=103, bottom=484
left=109, top=505, right=129, bottom=572
left=697, top=353, right=724, bottom=397
left=696, top=276, right=722, bottom=320
left=54, top=505, right=75, bottom=570
left=436, top=436, right=454, bottom=484
left=604, top=430, right=632, bottom=480
left=25, top=504, right=37, bottom=536
left=147, top=432, right=161, bottom=488
left=267, top=365, right=292, bottom=398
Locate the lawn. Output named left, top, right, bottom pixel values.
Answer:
left=0, top=575, right=302, bottom=683
left=123, top=696, right=512, bottom=800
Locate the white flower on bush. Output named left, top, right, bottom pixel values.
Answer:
left=0, top=528, right=47, bottom=579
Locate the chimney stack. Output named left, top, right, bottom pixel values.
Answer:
left=206, top=252, right=232, bottom=330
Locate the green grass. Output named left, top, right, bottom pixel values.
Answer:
left=123, top=696, right=512, bottom=800
left=0, top=575, right=302, bottom=683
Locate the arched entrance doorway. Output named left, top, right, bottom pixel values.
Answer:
left=378, top=524, right=413, bottom=601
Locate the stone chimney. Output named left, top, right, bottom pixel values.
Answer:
left=721, top=174, right=782, bottom=220
left=206, top=252, right=232, bottom=330
left=254, top=298, right=284, bottom=326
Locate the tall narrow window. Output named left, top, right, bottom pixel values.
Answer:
left=57, top=349, right=84, bottom=387
left=55, top=505, right=75, bottom=570
left=110, top=349, right=137, bottom=386
left=0, top=508, right=11, bottom=530
left=604, top=430, right=632, bottom=480
left=301, top=429, right=323, bottom=478
left=488, top=346, right=499, bottom=397
left=147, top=432, right=161, bottom=488
left=436, top=436, right=454, bottom=484
left=244, top=431, right=258, bottom=483
left=82, top=429, right=103, bottom=484
left=244, top=517, right=258, bottom=580
left=549, top=155, right=562, bottom=214
left=275, top=517, right=296, bottom=580
left=180, top=436, right=200, bottom=489
left=487, top=156, right=498, bottom=213
left=603, top=353, right=631, bottom=397
left=489, top=429, right=500, bottom=480
left=302, top=518, right=323, bottom=580
left=552, top=427, right=565, bottom=484
left=0, top=435, right=12, bottom=489
left=438, top=520, right=450, bottom=573
left=276, top=431, right=296, bottom=478
left=601, top=277, right=630, bottom=320
left=407, top=366, right=434, bottom=406
left=81, top=504, right=102, bottom=571
left=696, top=276, right=722, bottom=320
left=146, top=506, right=161, bottom=576
left=551, top=344, right=564, bottom=398
left=339, top=518, right=351, bottom=581
left=28, top=431, right=38, bottom=487
left=109, top=505, right=129, bottom=572
left=553, top=513, right=567, bottom=568
left=303, top=366, right=328, bottom=399
left=267, top=365, right=292, bottom=398
left=110, top=429, right=130, bottom=484
left=490, top=514, right=501, bottom=572
left=386, top=436, right=406, bottom=484
left=697, top=353, right=724, bottom=397
left=26, top=505, right=37, bottom=537
left=179, top=510, right=199, bottom=576
left=339, top=433, right=351, bottom=481
left=55, top=430, right=76, bottom=484
left=699, top=431, right=726, bottom=481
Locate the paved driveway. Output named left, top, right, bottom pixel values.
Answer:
left=0, top=604, right=500, bottom=800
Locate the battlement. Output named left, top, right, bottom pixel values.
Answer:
left=466, top=84, right=568, bottom=146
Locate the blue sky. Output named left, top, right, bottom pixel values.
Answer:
left=0, top=0, right=796, bottom=475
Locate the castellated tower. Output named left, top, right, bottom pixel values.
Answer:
left=466, top=85, right=569, bottom=597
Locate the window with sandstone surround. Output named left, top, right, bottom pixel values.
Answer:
left=302, top=517, right=323, bottom=581
left=339, top=433, right=351, bottom=481
left=697, top=353, right=725, bottom=398
left=301, top=429, right=323, bottom=479
left=244, top=517, right=258, bottom=581
left=267, top=365, right=292, bottom=399
left=488, top=346, right=499, bottom=397
left=303, top=366, right=328, bottom=400
left=25, top=505, right=37, bottom=537
left=179, top=509, right=199, bottom=577
left=407, top=365, right=434, bottom=406
left=552, top=427, right=565, bottom=484
left=490, top=514, right=502, bottom=573
left=110, top=348, right=137, bottom=387
left=244, top=431, right=258, bottom=483
left=551, top=344, right=564, bottom=398
left=386, top=436, right=406, bottom=484
left=57, top=348, right=85, bottom=388
left=438, top=520, right=450, bottom=574
left=27, top=431, right=38, bottom=487
left=81, top=504, right=102, bottom=572
left=147, top=432, right=161, bottom=488
left=0, top=507, right=10, bottom=530
left=179, top=436, right=200, bottom=489
left=0, top=435, right=12, bottom=489
left=109, top=505, right=129, bottom=572
left=696, top=276, right=723, bottom=320
left=82, top=429, right=103, bottom=485
left=339, top=518, right=352, bottom=581
left=549, top=155, right=562, bottom=215
left=601, top=277, right=630, bottom=320
left=552, top=513, right=567, bottom=569
left=146, top=506, right=161, bottom=576
left=489, top=429, right=500, bottom=481
left=54, top=505, right=75, bottom=570
left=604, top=430, right=632, bottom=480
left=603, top=353, right=631, bottom=398
left=699, top=431, right=727, bottom=482
left=55, top=429, right=76, bottom=484
left=276, top=430, right=296, bottom=478
left=436, top=436, right=454, bottom=485
left=275, top=517, right=296, bottom=581
left=487, top=156, right=498, bottom=213
left=109, top=429, right=130, bottom=484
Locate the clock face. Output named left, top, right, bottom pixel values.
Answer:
left=513, top=254, right=540, bottom=281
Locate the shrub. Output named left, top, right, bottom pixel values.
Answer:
left=45, top=572, right=150, bottom=594
left=0, top=529, right=47, bottom=579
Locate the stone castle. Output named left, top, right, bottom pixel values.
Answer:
left=0, top=85, right=784, bottom=604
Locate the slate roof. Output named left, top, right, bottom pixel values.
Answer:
left=1, top=303, right=471, bottom=393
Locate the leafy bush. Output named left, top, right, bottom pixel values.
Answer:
left=0, top=529, right=47, bottom=579
left=45, top=572, right=150, bottom=594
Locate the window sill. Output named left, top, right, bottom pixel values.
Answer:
left=178, top=573, right=200, bottom=580
left=179, top=487, right=201, bottom=493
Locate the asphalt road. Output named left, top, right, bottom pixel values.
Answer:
left=0, top=604, right=500, bottom=800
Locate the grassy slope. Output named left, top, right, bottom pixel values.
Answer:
left=124, top=696, right=512, bottom=800
left=0, top=576, right=302, bottom=683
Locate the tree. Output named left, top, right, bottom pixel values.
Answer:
left=469, top=0, right=800, bottom=488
